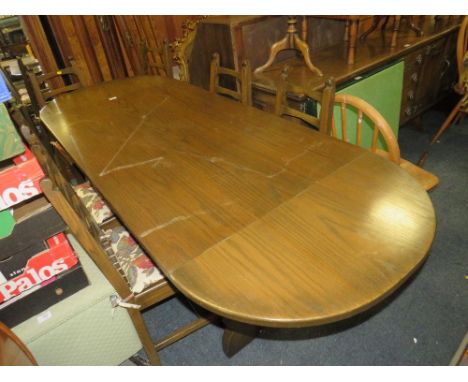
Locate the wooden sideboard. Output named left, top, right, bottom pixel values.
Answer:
left=188, top=16, right=461, bottom=126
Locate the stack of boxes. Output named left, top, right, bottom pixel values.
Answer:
left=0, top=103, right=89, bottom=327
left=0, top=68, right=141, bottom=365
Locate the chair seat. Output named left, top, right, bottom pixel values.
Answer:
left=105, top=225, right=165, bottom=294
left=73, top=182, right=113, bottom=225
left=398, top=158, right=439, bottom=191
left=375, top=149, right=439, bottom=191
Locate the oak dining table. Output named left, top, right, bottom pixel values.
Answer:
left=40, top=75, right=436, bottom=357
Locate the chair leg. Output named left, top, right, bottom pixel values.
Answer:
left=127, top=309, right=161, bottom=366
left=454, top=111, right=465, bottom=125
left=430, top=100, right=464, bottom=144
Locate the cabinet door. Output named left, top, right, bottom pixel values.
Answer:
left=413, top=36, right=448, bottom=114
left=437, top=31, right=458, bottom=99
left=400, top=47, right=425, bottom=124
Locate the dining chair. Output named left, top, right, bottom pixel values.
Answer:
left=141, top=40, right=173, bottom=78
left=274, top=65, right=336, bottom=134
left=0, top=322, right=37, bottom=366
left=26, top=61, right=84, bottom=112
left=359, top=16, right=423, bottom=48
left=332, top=93, right=439, bottom=191
left=209, top=52, right=252, bottom=106
left=26, top=133, right=213, bottom=366
left=431, top=16, right=468, bottom=144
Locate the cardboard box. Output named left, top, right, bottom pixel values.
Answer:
left=0, top=264, right=89, bottom=327
left=0, top=232, right=89, bottom=326
left=13, top=235, right=142, bottom=365
left=0, top=147, right=44, bottom=211
left=0, top=232, right=80, bottom=304
left=0, top=198, right=66, bottom=280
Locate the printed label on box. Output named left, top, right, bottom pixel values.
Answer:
left=0, top=147, right=44, bottom=211
left=36, top=310, right=52, bottom=324
left=0, top=233, right=78, bottom=304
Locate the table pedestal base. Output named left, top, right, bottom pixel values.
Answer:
left=222, top=319, right=259, bottom=358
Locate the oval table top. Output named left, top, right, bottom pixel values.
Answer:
left=40, top=76, right=436, bottom=328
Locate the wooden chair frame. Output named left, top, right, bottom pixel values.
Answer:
left=27, top=133, right=213, bottom=365
left=332, top=93, right=438, bottom=191
left=274, top=66, right=335, bottom=134
left=209, top=52, right=252, bottom=106
left=141, top=39, right=173, bottom=78
left=27, top=62, right=84, bottom=110
left=431, top=16, right=468, bottom=144
left=0, top=322, right=37, bottom=366
left=332, top=93, right=401, bottom=163
left=360, top=16, right=423, bottom=48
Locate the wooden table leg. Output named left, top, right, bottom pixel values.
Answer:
left=222, top=319, right=259, bottom=358
left=347, top=19, right=358, bottom=65
left=391, top=16, right=402, bottom=48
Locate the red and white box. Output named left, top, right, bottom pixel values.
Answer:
left=0, top=233, right=78, bottom=304
left=0, top=147, right=44, bottom=211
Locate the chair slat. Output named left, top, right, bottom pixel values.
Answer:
left=334, top=93, right=400, bottom=164
left=341, top=102, right=347, bottom=142
left=216, top=86, right=242, bottom=101
left=331, top=116, right=337, bottom=136
left=285, top=107, right=320, bottom=127
left=356, top=109, right=363, bottom=145
left=218, top=67, right=242, bottom=78
left=209, top=52, right=252, bottom=106
left=26, top=62, right=84, bottom=109
left=274, top=66, right=336, bottom=133
left=371, top=123, right=380, bottom=151
left=142, top=40, right=173, bottom=78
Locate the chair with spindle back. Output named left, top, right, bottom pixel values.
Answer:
left=26, top=132, right=213, bottom=366
left=431, top=16, right=468, bottom=144
left=0, top=322, right=37, bottom=366
left=209, top=52, right=252, bottom=106
left=141, top=40, right=173, bottom=78
left=274, top=65, right=335, bottom=134
left=332, top=93, right=439, bottom=191
left=27, top=61, right=84, bottom=112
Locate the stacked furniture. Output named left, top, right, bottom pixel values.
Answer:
left=188, top=16, right=461, bottom=129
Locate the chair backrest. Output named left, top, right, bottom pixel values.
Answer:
left=141, top=40, right=173, bottom=78
left=332, top=93, right=401, bottom=164
left=274, top=66, right=336, bottom=134
left=27, top=62, right=84, bottom=109
left=456, top=16, right=468, bottom=90
left=0, top=322, right=37, bottom=366
left=209, top=52, right=252, bottom=106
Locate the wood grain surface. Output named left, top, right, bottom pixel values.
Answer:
left=40, top=76, right=436, bottom=327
